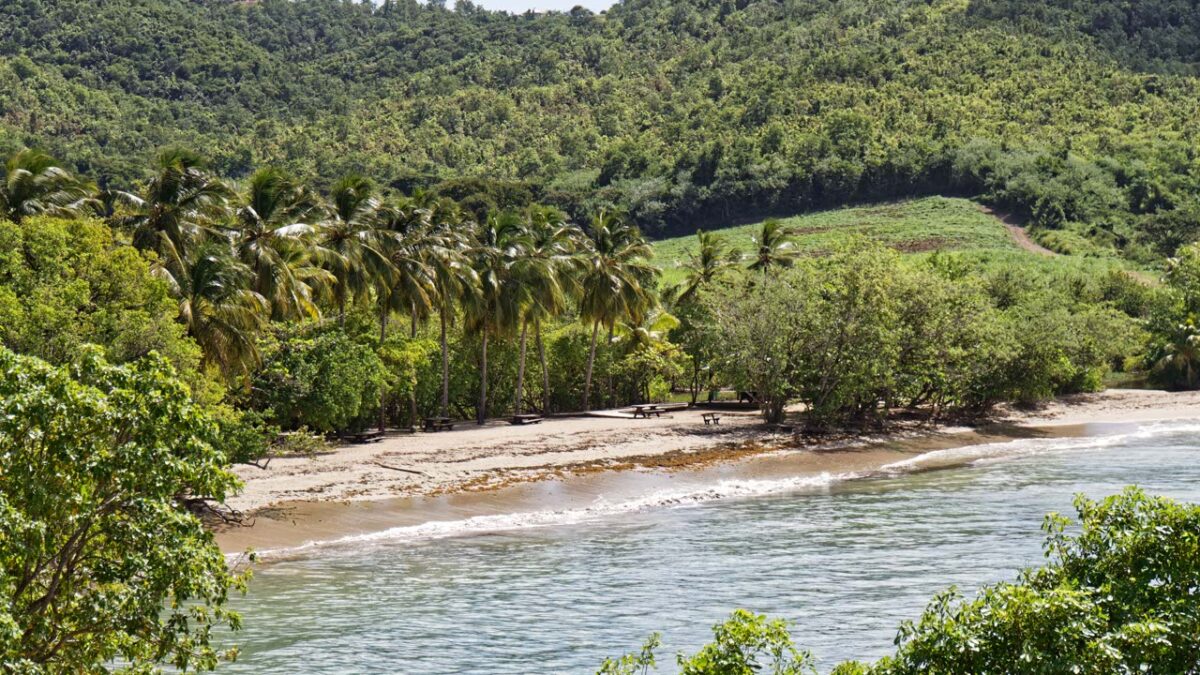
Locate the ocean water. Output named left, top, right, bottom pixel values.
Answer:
left=222, top=420, right=1200, bottom=673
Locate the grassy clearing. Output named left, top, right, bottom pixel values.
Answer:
left=651, top=196, right=1148, bottom=287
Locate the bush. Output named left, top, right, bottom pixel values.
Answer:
left=0, top=346, right=244, bottom=671
left=249, top=328, right=384, bottom=433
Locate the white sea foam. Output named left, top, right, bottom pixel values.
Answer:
left=882, top=418, right=1200, bottom=473
left=251, top=472, right=860, bottom=560
left=243, top=418, right=1200, bottom=562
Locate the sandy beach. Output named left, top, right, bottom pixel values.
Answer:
left=218, top=389, right=1200, bottom=553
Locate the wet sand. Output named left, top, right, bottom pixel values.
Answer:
left=217, top=423, right=1096, bottom=556
left=217, top=389, right=1200, bottom=555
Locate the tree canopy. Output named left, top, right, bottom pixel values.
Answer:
left=0, top=347, right=244, bottom=672
left=1, top=0, right=1199, bottom=257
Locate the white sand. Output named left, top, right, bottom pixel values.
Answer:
left=228, top=389, right=1200, bottom=513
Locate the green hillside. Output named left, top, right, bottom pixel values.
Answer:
left=653, top=197, right=1143, bottom=287
left=2, top=0, right=1200, bottom=257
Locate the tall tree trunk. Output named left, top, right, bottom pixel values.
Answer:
left=410, top=303, right=418, bottom=339
left=606, top=324, right=616, bottom=408
left=515, top=321, right=528, bottom=415
left=583, top=321, right=600, bottom=411
left=477, top=332, right=489, bottom=426
left=440, top=308, right=450, bottom=419
left=690, top=355, right=700, bottom=405
left=378, top=304, right=387, bottom=432
left=339, top=293, right=346, bottom=328
left=537, top=320, right=550, bottom=415
left=409, top=387, right=418, bottom=433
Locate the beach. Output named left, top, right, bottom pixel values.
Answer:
left=218, top=389, right=1200, bottom=553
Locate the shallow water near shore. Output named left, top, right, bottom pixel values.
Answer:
left=221, top=419, right=1200, bottom=673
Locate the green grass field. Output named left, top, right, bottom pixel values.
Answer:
left=651, top=196, right=1148, bottom=288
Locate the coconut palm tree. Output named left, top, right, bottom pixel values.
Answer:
left=0, top=148, right=98, bottom=223
left=423, top=199, right=479, bottom=419
left=748, top=218, right=799, bottom=273
left=674, top=229, right=740, bottom=304
left=319, top=175, right=394, bottom=326
left=374, top=197, right=440, bottom=430
left=463, top=212, right=527, bottom=425
left=111, top=148, right=234, bottom=286
left=177, top=239, right=269, bottom=379
left=232, top=167, right=332, bottom=321
left=615, top=307, right=681, bottom=403
left=513, top=204, right=581, bottom=415
left=578, top=211, right=656, bottom=411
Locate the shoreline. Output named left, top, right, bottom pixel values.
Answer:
left=216, top=389, right=1200, bottom=555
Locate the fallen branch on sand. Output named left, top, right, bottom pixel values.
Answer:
left=372, top=461, right=430, bottom=477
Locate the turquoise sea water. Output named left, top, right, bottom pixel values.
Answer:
left=223, top=420, right=1200, bottom=673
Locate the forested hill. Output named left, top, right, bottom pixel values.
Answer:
left=2, top=0, right=1199, bottom=258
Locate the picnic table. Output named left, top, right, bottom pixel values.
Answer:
left=510, top=414, right=544, bottom=426
left=631, top=404, right=663, bottom=419
left=422, top=417, right=454, bottom=432
left=346, top=430, right=386, bottom=444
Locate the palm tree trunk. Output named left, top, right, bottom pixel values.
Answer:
left=379, top=305, right=387, bottom=432
left=583, top=321, right=600, bottom=411
left=606, top=324, right=616, bottom=408
left=409, top=387, right=418, bottom=433
left=411, top=303, right=418, bottom=339
left=440, top=308, right=450, bottom=419
left=477, top=332, right=489, bottom=426
left=515, top=321, right=528, bottom=416
left=537, top=320, right=550, bottom=414
left=339, top=293, right=346, bottom=328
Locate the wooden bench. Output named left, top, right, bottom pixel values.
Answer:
left=702, top=413, right=721, bottom=426
left=510, top=414, right=544, bottom=426
left=422, top=417, right=455, bottom=433
left=346, top=430, right=386, bottom=444
left=631, top=404, right=662, bottom=419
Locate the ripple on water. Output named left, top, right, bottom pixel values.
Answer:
left=222, top=421, right=1200, bottom=674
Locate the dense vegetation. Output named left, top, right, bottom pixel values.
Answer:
left=2, top=1, right=1199, bottom=669
left=2, top=0, right=1200, bottom=259
left=601, top=488, right=1200, bottom=674
left=0, top=347, right=244, bottom=672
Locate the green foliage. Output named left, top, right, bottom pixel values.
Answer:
left=249, top=328, right=385, bottom=433
left=0, top=346, right=244, bottom=672
left=0, top=215, right=215, bottom=398
left=606, top=488, right=1200, bottom=674
left=654, top=198, right=1033, bottom=287
left=1146, top=242, right=1200, bottom=388
left=3, top=0, right=1200, bottom=254
left=704, top=240, right=1144, bottom=425
left=678, top=611, right=813, bottom=675
left=863, top=488, right=1200, bottom=673
left=601, top=610, right=813, bottom=675
left=379, top=334, right=440, bottom=426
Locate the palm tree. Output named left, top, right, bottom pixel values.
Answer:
left=615, top=307, right=681, bottom=402
left=1151, top=318, right=1200, bottom=389
left=578, top=211, right=656, bottom=411
left=0, top=149, right=97, bottom=223
left=112, top=148, right=234, bottom=286
left=748, top=218, right=799, bottom=273
left=374, top=197, right=439, bottom=430
left=176, top=240, right=269, bottom=379
left=319, top=175, right=394, bottom=326
left=462, top=213, right=527, bottom=425
left=513, top=205, right=580, bottom=415
left=233, top=167, right=332, bottom=321
left=674, top=229, right=740, bottom=304
left=422, top=199, right=479, bottom=419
